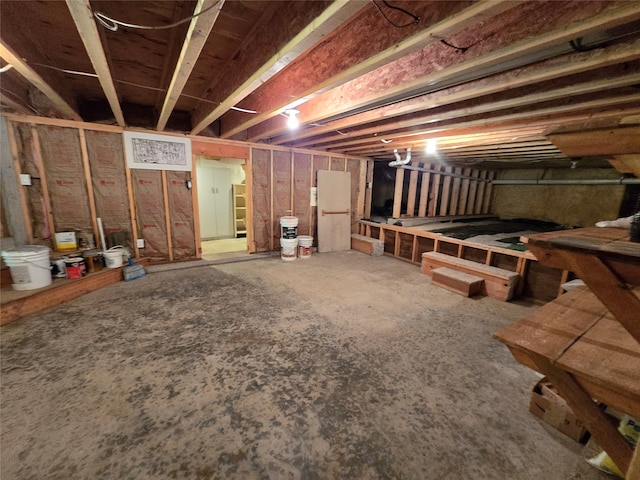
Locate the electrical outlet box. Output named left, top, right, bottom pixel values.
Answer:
left=136, top=239, right=145, bottom=248
left=19, top=174, right=32, bottom=186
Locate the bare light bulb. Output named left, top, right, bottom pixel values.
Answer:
left=285, top=109, right=299, bottom=129
left=426, top=138, right=437, bottom=155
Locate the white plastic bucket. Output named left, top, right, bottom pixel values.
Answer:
left=103, top=246, right=125, bottom=268
left=1, top=245, right=52, bottom=290
left=280, top=216, right=298, bottom=239
left=297, top=235, right=313, bottom=259
left=280, top=237, right=298, bottom=261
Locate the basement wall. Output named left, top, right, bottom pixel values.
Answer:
left=492, top=168, right=626, bottom=228
left=3, top=115, right=368, bottom=262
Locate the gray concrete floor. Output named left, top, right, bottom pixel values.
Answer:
left=0, top=251, right=610, bottom=479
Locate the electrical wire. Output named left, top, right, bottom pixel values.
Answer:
left=0, top=64, right=14, bottom=73
left=94, top=0, right=221, bottom=32
left=371, top=0, right=419, bottom=28
left=30, top=62, right=258, bottom=114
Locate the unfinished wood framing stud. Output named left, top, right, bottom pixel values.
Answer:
left=30, top=126, right=56, bottom=248
left=78, top=129, right=99, bottom=249
left=6, top=121, right=33, bottom=243
left=124, top=166, right=140, bottom=258
left=161, top=171, right=174, bottom=262
left=393, top=168, right=404, bottom=219
left=190, top=156, right=202, bottom=258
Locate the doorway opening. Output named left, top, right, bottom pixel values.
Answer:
left=196, top=156, right=247, bottom=259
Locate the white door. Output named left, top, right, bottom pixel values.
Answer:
left=317, top=170, right=351, bottom=252
left=197, top=164, right=233, bottom=239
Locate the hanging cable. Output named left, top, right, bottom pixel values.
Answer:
left=371, top=0, right=419, bottom=28
left=94, top=0, right=221, bottom=32
left=29, top=62, right=258, bottom=114
left=0, top=64, right=14, bottom=73
left=439, top=39, right=469, bottom=53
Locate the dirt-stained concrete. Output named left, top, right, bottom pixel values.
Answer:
left=0, top=251, right=609, bottom=479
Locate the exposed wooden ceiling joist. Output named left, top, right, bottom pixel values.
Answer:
left=190, top=0, right=368, bottom=135
left=157, top=0, right=225, bottom=131
left=66, top=0, right=125, bottom=127
left=0, top=40, right=82, bottom=121
left=258, top=2, right=640, bottom=145
left=270, top=39, right=640, bottom=146
left=292, top=72, right=640, bottom=150
left=218, top=0, right=524, bottom=140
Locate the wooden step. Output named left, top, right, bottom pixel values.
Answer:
left=431, top=267, right=484, bottom=297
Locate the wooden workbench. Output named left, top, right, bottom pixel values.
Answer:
left=495, top=227, right=640, bottom=476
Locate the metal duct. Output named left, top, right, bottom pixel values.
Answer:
left=492, top=178, right=640, bottom=185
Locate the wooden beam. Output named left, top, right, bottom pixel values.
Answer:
left=0, top=41, right=82, bottom=121
left=66, top=0, right=125, bottom=126
left=157, top=0, right=225, bottom=131
left=609, top=154, right=640, bottom=178
left=238, top=0, right=525, bottom=141
left=190, top=0, right=367, bottom=135
left=0, top=92, right=32, bottom=115
left=548, top=126, right=640, bottom=158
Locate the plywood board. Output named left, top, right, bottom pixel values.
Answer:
left=317, top=170, right=351, bottom=253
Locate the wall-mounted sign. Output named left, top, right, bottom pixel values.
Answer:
left=123, top=131, right=192, bottom=171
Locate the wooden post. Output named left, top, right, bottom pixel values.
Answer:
left=483, top=171, right=495, bottom=214
left=78, top=129, right=99, bottom=247
left=246, top=151, right=255, bottom=253
left=466, top=169, right=480, bottom=215
left=6, top=121, right=33, bottom=243
left=459, top=168, right=472, bottom=215
left=161, top=170, right=173, bottom=261
left=357, top=159, right=367, bottom=220
left=191, top=155, right=202, bottom=258
left=269, top=150, right=274, bottom=251
left=392, top=168, right=404, bottom=219
left=475, top=170, right=489, bottom=215
left=364, top=159, right=373, bottom=219
left=449, top=167, right=462, bottom=214
left=30, top=126, right=56, bottom=246
left=429, top=165, right=441, bottom=217
left=406, top=161, right=419, bottom=216
left=124, top=166, right=139, bottom=258
left=439, top=167, right=453, bottom=216
left=417, top=163, right=430, bottom=217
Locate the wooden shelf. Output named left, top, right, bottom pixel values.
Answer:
left=233, top=184, right=247, bottom=237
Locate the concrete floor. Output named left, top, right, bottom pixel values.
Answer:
left=0, top=251, right=610, bottom=479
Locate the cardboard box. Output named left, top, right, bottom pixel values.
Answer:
left=55, top=232, right=77, bottom=251
left=529, top=378, right=588, bottom=443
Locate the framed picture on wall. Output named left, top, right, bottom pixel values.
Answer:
left=123, top=131, right=192, bottom=171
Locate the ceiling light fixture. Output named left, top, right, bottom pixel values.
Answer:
left=426, top=138, right=437, bottom=154
left=285, top=109, right=300, bottom=129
